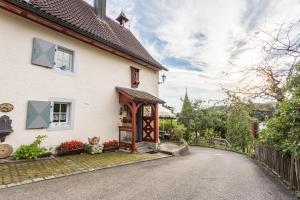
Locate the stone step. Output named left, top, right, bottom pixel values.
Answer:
left=136, top=148, right=153, bottom=153
left=121, top=142, right=156, bottom=153
left=136, top=146, right=149, bottom=150
left=136, top=142, right=147, bottom=147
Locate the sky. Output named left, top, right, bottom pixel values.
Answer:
left=85, top=0, right=300, bottom=112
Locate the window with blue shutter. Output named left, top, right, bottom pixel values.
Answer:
left=26, top=101, right=51, bottom=129
left=31, top=38, right=56, bottom=68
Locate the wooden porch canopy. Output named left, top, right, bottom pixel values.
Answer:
left=116, top=87, right=165, bottom=104
left=116, top=87, right=165, bottom=152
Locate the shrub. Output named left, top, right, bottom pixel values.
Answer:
left=204, top=128, right=220, bottom=139
left=159, top=119, right=175, bottom=134
left=15, top=135, right=47, bottom=160
left=58, top=141, right=84, bottom=152
left=173, top=123, right=186, bottom=140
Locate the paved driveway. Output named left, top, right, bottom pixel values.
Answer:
left=0, top=147, right=297, bottom=200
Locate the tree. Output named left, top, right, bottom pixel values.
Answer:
left=178, top=90, right=193, bottom=142
left=190, top=99, right=208, bottom=143
left=225, top=94, right=253, bottom=152
left=159, top=119, right=175, bottom=134
left=260, top=64, right=300, bottom=154
left=206, top=107, right=227, bottom=138
left=226, top=108, right=252, bottom=152
left=226, top=22, right=300, bottom=103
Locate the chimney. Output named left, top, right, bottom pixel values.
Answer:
left=94, top=0, right=106, bottom=19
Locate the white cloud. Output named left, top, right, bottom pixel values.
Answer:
left=85, top=0, right=300, bottom=112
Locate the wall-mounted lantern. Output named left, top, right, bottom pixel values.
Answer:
left=158, top=74, right=167, bottom=84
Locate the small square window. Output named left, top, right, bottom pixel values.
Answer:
left=50, top=102, right=71, bottom=127
left=131, top=67, right=140, bottom=88
left=55, top=47, right=74, bottom=73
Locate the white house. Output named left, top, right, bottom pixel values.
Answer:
left=0, top=0, right=166, bottom=152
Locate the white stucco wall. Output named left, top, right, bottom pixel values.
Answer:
left=0, top=10, right=159, bottom=149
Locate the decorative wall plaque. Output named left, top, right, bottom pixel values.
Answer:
left=0, top=144, right=13, bottom=159
left=143, top=106, right=152, bottom=117
left=0, top=103, right=14, bottom=112
left=0, top=115, right=13, bottom=142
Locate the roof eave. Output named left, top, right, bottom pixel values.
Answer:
left=5, top=0, right=167, bottom=71
left=116, top=87, right=165, bottom=104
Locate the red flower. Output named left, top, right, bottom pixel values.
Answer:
left=103, top=140, right=119, bottom=149
left=59, top=140, right=84, bottom=151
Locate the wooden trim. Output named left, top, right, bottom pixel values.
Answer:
left=155, top=103, right=159, bottom=143
left=125, top=103, right=133, bottom=114
left=119, top=126, right=132, bottom=149
left=0, top=0, right=162, bottom=72
left=130, top=66, right=140, bottom=88
left=131, top=102, right=137, bottom=152
left=136, top=103, right=143, bottom=111
left=117, top=90, right=134, bottom=103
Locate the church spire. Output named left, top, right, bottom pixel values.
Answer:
left=181, top=88, right=191, bottom=113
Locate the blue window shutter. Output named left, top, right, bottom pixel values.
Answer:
left=31, top=38, right=56, bottom=68
left=26, top=101, right=51, bottom=129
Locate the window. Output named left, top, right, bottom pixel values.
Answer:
left=131, top=67, right=140, bottom=88
left=143, top=105, right=152, bottom=117
left=52, top=103, right=69, bottom=125
left=31, top=38, right=75, bottom=74
left=49, top=99, right=74, bottom=130
left=55, top=47, right=74, bottom=72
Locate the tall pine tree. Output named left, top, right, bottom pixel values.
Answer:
left=178, top=89, right=193, bottom=141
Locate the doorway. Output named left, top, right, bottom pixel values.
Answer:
left=136, top=106, right=143, bottom=142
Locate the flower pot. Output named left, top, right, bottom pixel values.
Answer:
left=38, top=152, right=52, bottom=158
left=57, top=148, right=85, bottom=156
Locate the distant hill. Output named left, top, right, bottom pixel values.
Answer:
left=252, top=102, right=277, bottom=122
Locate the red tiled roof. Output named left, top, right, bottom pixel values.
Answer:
left=15, top=0, right=165, bottom=70
left=116, top=87, right=165, bottom=104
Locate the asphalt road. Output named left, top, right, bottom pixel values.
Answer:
left=0, top=147, right=297, bottom=200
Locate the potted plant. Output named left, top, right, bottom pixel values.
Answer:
left=103, top=140, right=119, bottom=152
left=57, top=140, right=85, bottom=156
left=122, top=117, right=132, bottom=127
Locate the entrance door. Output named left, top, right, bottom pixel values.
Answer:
left=142, top=105, right=155, bottom=142
left=136, top=107, right=143, bottom=142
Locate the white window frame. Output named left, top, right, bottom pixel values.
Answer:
left=47, top=98, right=75, bottom=131
left=51, top=102, right=70, bottom=126
left=53, top=45, right=75, bottom=75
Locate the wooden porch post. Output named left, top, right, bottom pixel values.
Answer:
left=155, top=103, right=159, bottom=144
left=131, top=102, right=137, bottom=152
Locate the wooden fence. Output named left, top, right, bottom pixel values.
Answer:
left=254, top=144, right=300, bottom=191
left=208, top=137, right=231, bottom=149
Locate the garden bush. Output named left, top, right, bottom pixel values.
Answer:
left=15, top=135, right=47, bottom=160
left=259, top=65, right=300, bottom=155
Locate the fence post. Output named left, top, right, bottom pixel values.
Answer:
left=295, top=157, right=299, bottom=191
left=290, top=156, right=295, bottom=190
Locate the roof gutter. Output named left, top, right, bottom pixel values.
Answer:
left=3, top=0, right=168, bottom=71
